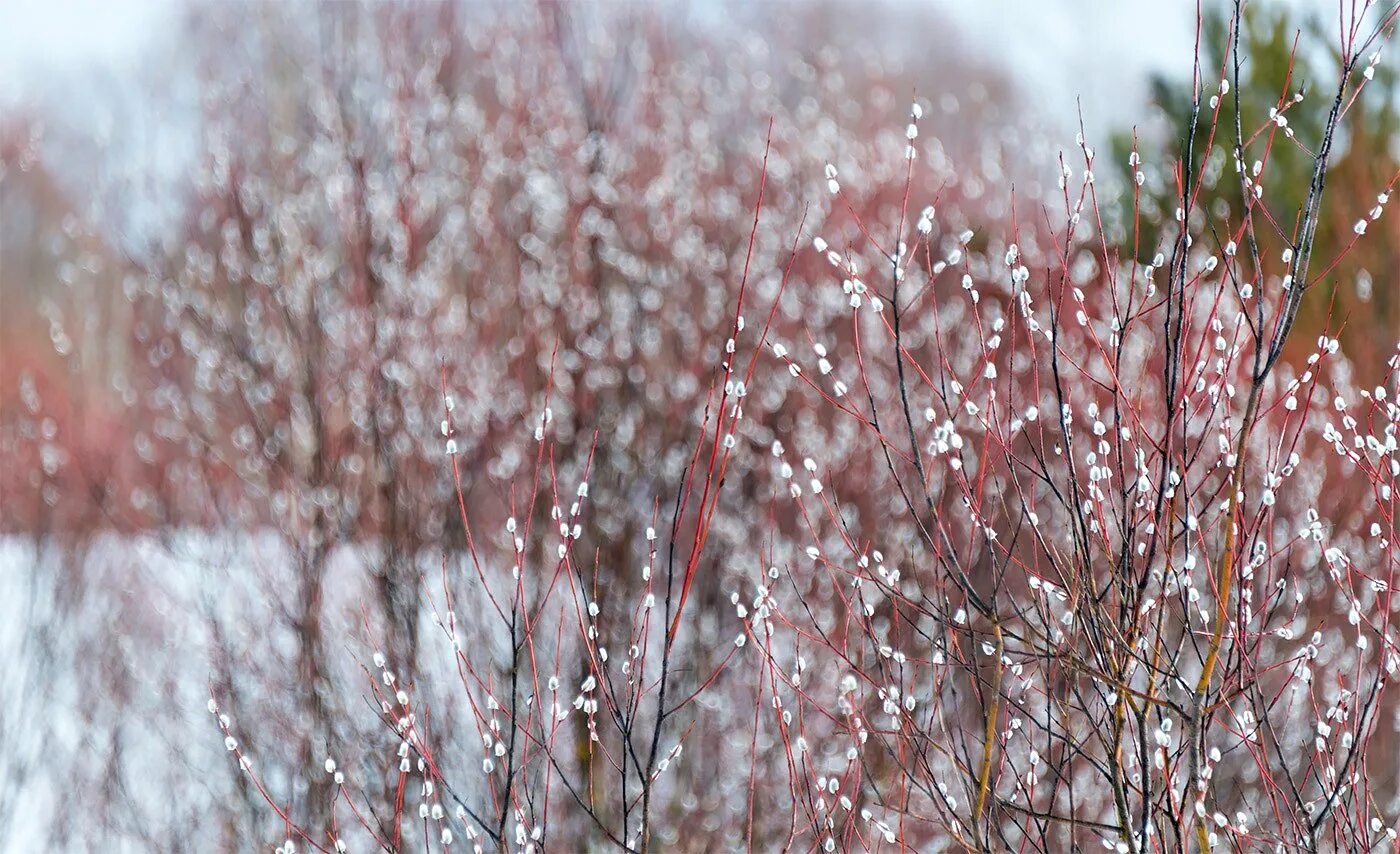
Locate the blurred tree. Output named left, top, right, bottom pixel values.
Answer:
left=6, top=1, right=1038, bottom=848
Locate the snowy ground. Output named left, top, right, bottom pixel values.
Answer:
left=0, top=533, right=454, bottom=850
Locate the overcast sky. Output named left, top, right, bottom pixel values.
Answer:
left=1, top=0, right=1351, bottom=120
left=0, top=0, right=176, bottom=102
left=0, top=0, right=1201, bottom=126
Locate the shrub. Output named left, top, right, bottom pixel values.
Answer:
left=6, top=2, right=1400, bottom=851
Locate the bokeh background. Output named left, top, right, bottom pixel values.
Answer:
left=1, top=0, right=1396, bottom=850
